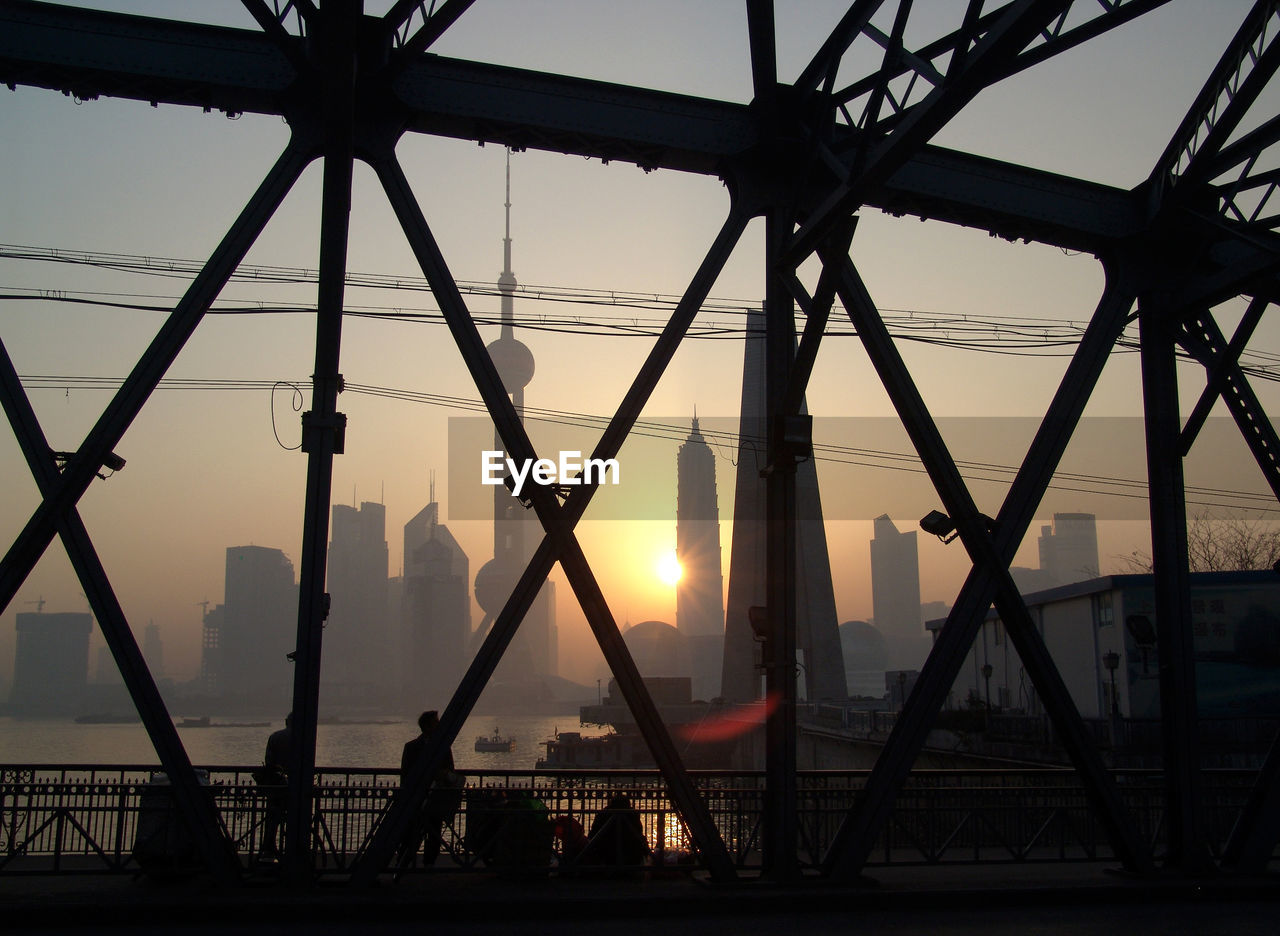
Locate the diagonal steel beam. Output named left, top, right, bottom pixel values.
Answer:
left=1222, top=726, right=1280, bottom=871
left=0, top=140, right=311, bottom=619
left=944, top=0, right=989, bottom=81
left=349, top=535, right=556, bottom=884
left=833, top=0, right=1173, bottom=111
left=858, top=0, right=914, bottom=133
left=240, top=0, right=307, bottom=72
left=781, top=219, right=856, bottom=417
left=550, top=522, right=739, bottom=880
left=389, top=0, right=476, bottom=67
left=788, top=0, right=1072, bottom=263
left=821, top=254, right=1151, bottom=878
left=352, top=151, right=749, bottom=883
left=1178, top=298, right=1267, bottom=456
left=0, top=340, right=240, bottom=882
left=794, top=0, right=885, bottom=93
left=1200, top=114, right=1280, bottom=186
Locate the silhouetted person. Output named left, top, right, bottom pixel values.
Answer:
left=397, top=710, right=461, bottom=869
left=256, top=712, right=291, bottom=861
left=582, top=794, right=650, bottom=873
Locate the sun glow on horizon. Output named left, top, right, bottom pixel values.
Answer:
left=656, top=551, right=683, bottom=587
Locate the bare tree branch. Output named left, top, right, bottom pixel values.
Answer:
left=1117, top=509, right=1280, bottom=573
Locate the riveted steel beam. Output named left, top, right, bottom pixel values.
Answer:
left=283, top=0, right=360, bottom=885
left=1139, top=300, right=1210, bottom=872
left=0, top=1, right=1154, bottom=250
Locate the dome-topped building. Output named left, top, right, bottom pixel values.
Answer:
left=622, top=620, right=690, bottom=679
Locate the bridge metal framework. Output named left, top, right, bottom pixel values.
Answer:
left=1, top=0, right=1278, bottom=886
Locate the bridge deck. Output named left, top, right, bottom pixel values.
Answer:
left=3, top=860, right=1278, bottom=935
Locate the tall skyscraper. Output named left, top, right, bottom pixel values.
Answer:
left=200, top=603, right=223, bottom=694
left=402, top=492, right=470, bottom=708
left=324, top=500, right=390, bottom=694
left=676, top=415, right=725, bottom=700
left=220, top=546, right=297, bottom=705
left=721, top=308, right=848, bottom=702
left=473, top=150, right=557, bottom=680
left=870, top=513, right=923, bottom=639
left=9, top=611, right=92, bottom=715
left=1038, top=512, right=1100, bottom=586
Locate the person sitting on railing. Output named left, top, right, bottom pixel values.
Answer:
left=579, top=794, right=650, bottom=875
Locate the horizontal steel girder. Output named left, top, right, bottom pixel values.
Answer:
left=0, top=0, right=1152, bottom=252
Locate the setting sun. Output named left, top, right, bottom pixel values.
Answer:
left=656, top=551, right=683, bottom=587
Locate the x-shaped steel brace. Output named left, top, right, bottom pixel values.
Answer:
left=0, top=340, right=241, bottom=881
left=1178, top=300, right=1280, bottom=502
left=0, top=141, right=310, bottom=878
left=351, top=149, right=749, bottom=884
left=818, top=248, right=1153, bottom=879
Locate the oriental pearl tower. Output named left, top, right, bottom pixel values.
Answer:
left=472, top=150, right=557, bottom=680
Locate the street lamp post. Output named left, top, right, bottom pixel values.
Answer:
left=1102, top=650, right=1120, bottom=747
left=981, top=662, right=993, bottom=730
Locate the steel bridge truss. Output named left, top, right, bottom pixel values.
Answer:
left=1, top=0, right=1278, bottom=885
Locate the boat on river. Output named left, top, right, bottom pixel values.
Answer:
left=474, top=728, right=516, bottom=753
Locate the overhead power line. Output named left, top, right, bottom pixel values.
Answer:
left=3, top=243, right=1277, bottom=375
left=17, top=373, right=1277, bottom=514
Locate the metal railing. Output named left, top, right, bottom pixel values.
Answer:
left=0, top=765, right=1267, bottom=876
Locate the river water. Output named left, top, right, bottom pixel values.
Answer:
left=0, top=713, right=605, bottom=772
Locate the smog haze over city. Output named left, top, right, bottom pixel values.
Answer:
left=2, top=0, right=1277, bottom=708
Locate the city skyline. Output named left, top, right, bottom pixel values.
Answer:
left=2, top=0, right=1276, bottom=695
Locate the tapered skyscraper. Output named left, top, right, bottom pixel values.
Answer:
left=472, top=150, right=557, bottom=678
left=676, top=415, right=725, bottom=700
left=870, top=513, right=921, bottom=640
left=721, top=308, right=848, bottom=702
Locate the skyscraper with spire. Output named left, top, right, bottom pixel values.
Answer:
left=677, top=414, right=725, bottom=700
left=472, top=150, right=558, bottom=680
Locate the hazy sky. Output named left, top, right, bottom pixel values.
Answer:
left=2, top=1, right=1276, bottom=688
